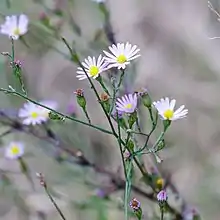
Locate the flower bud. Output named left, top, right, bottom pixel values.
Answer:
left=135, top=88, right=152, bottom=108
left=129, top=198, right=142, bottom=220
left=74, top=89, right=86, bottom=109
left=100, top=92, right=110, bottom=113
left=39, top=12, right=50, bottom=27
left=127, top=139, right=134, bottom=152
left=128, top=111, right=137, bottom=128
left=157, top=190, right=167, bottom=202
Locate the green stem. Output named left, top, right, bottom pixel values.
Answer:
left=11, top=38, right=14, bottom=61
left=45, top=187, right=66, bottom=220
left=136, top=117, right=141, bottom=133
left=0, top=88, right=113, bottom=135
left=117, top=112, right=127, bottom=178
left=160, top=208, right=164, bottom=220
left=110, top=70, right=125, bottom=115
left=109, top=76, right=116, bottom=115
left=125, top=161, right=132, bottom=220
left=116, top=69, right=125, bottom=92
left=96, top=76, right=110, bottom=96
left=82, top=107, right=91, bottom=124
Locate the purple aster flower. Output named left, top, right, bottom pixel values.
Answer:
left=116, top=94, right=137, bottom=114
left=129, top=198, right=141, bottom=211
left=183, top=207, right=199, bottom=220
left=94, top=188, right=107, bottom=198
left=157, top=190, right=167, bottom=202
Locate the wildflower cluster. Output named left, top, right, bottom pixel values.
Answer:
left=0, top=8, right=199, bottom=220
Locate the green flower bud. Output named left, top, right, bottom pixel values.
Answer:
left=74, top=89, right=86, bottom=109
left=135, top=88, right=152, bottom=108
left=127, top=139, right=135, bottom=152
left=128, top=111, right=137, bottom=128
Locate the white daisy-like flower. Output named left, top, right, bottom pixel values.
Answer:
left=5, top=141, right=24, bottom=159
left=18, top=100, right=58, bottom=125
left=103, top=42, right=140, bottom=69
left=0, top=14, right=29, bottom=40
left=76, top=55, right=108, bottom=80
left=153, top=97, right=188, bottom=121
left=116, top=94, right=137, bottom=114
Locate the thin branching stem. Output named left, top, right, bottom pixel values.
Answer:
left=0, top=88, right=113, bottom=135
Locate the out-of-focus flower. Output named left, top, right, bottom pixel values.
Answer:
left=94, top=188, right=107, bottom=198
left=123, top=150, right=130, bottom=160
left=0, top=14, right=29, bottom=40
left=129, top=198, right=141, bottom=211
left=76, top=55, right=108, bottom=80
left=183, top=207, right=200, bottom=220
left=153, top=97, right=188, bottom=121
left=116, top=94, right=137, bottom=114
left=5, top=141, right=24, bottom=159
left=66, top=102, right=77, bottom=116
left=103, top=42, right=140, bottom=69
left=92, top=0, right=105, bottom=3
left=157, top=190, right=167, bottom=202
left=18, top=100, right=58, bottom=125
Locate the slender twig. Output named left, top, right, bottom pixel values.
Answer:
left=82, top=108, right=91, bottom=124
left=160, top=209, right=164, bottom=220
left=109, top=70, right=125, bottom=115
left=45, top=188, right=66, bottom=220
left=117, top=111, right=127, bottom=178
left=0, top=88, right=113, bottom=135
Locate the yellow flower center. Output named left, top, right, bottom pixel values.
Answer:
left=163, top=109, right=174, bottom=120
left=125, top=103, right=132, bottom=109
left=89, top=66, right=99, bottom=77
left=156, top=178, right=164, bottom=187
left=31, top=112, right=39, bottom=118
left=10, top=145, right=20, bottom=155
left=13, top=28, right=20, bottom=36
left=117, top=54, right=127, bottom=64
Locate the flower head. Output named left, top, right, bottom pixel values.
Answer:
left=129, top=198, right=141, bottom=211
left=156, top=178, right=164, bottom=189
left=18, top=100, right=58, bottom=125
left=183, top=207, right=199, bottom=220
left=5, top=141, right=24, bottom=159
left=116, top=94, right=137, bottom=114
left=153, top=97, right=188, bottom=121
left=103, top=42, right=140, bottom=69
left=0, top=14, right=29, bottom=40
left=76, top=55, right=108, bottom=80
left=157, top=190, right=167, bottom=202
left=100, top=92, right=109, bottom=102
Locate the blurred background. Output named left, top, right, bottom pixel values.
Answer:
left=0, top=0, right=220, bottom=219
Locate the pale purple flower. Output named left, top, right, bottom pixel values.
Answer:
left=116, top=94, right=137, bottom=114
left=183, top=207, right=199, bottom=220
left=153, top=97, right=188, bottom=121
left=0, top=14, right=29, bottom=40
left=157, top=190, right=167, bottom=202
left=18, top=100, right=58, bottom=125
left=103, top=42, right=140, bottom=69
left=129, top=198, right=141, bottom=211
left=94, top=188, right=106, bottom=198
